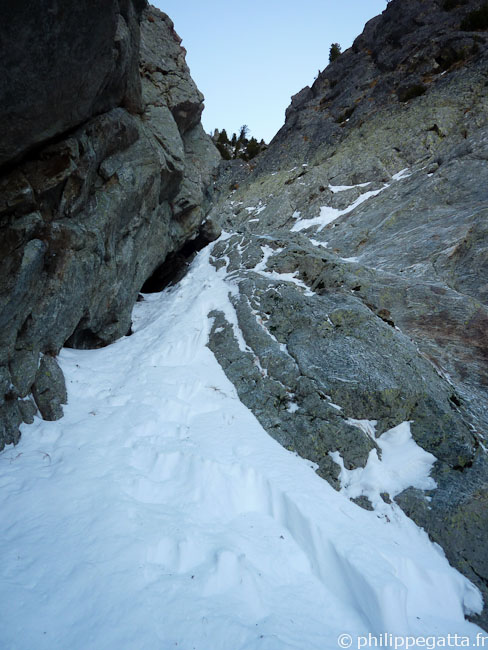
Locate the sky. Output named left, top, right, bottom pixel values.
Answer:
left=151, top=1, right=388, bottom=143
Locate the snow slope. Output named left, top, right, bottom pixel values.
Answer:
left=0, top=242, right=483, bottom=650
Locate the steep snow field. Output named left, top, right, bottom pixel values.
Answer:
left=0, top=242, right=483, bottom=649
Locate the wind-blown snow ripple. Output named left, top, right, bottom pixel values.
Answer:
left=0, top=243, right=482, bottom=650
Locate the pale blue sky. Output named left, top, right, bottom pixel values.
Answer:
left=151, top=1, right=387, bottom=142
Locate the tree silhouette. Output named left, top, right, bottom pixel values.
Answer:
left=329, top=43, right=342, bottom=63
left=217, top=129, right=229, bottom=144
left=239, top=125, right=249, bottom=142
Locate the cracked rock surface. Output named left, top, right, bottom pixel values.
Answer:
left=206, top=0, right=488, bottom=628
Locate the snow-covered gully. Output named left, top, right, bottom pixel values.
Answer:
left=0, top=242, right=483, bottom=649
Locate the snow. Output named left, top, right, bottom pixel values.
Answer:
left=253, top=244, right=277, bottom=272
left=260, top=270, right=314, bottom=296
left=392, top=168, right=412, bottom=181
left=252, top=245, right=315, bottom=296
left=329, top=182, right=372, bottom=193
left=329, top=401, right=343, bottom=411
left=330, top=422, right=438, bottom=508
left=309, top=238, right=329, bottom=248
left=0, top=243, right=483, bottom=649
left=292, top=170, right=413, bottom=233
left=346, top=418, right=378, bottom=440
left=246, top=204, right=266, bottom=216
left=291, top=187, right=386, bottom=233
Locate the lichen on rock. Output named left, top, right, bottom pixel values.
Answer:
left=205, top=0, right=488, bottom=628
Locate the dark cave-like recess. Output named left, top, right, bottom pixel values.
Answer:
left=141, top=222, right=219, bottom=294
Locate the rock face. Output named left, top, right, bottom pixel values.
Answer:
left=0, top=0, right=145, bottom=168
left=0, top=4, right=219, bottom=449
left=254, top=0, right=488, bottom=173
left=206, top=0, right=488, bottom=628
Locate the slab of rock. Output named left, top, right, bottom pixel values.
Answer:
left=207, top=0, right=488, bottom=627
left=0, top=4, right=219, bottom=449
left=32, top=356, right=67, bottom=421
left=0, top=0, right=145, bottom=168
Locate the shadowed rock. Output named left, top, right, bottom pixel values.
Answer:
left=0, top=4, right=219, bottom=448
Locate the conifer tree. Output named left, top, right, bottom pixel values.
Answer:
left=329, top=43, right=342, bottom=63
left=245, top=137, right=260, bottom=160
left=238, top=125, right=249, bottom=142
left=217, top=129, right=229, bottom=144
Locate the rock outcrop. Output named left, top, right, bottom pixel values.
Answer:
left=0, top=4, right=219, bottom=449
left=206, top=0, right=488, bottom=628
left=0, top=0, right=145, bottom=168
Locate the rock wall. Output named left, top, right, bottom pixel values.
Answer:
left=0, top=4, right=219, bottom=449
left=254, top=0, right=488, bottom=172
left=0, top=0, right=145, bottom=168
left=207, top=0, right=488, bottom=628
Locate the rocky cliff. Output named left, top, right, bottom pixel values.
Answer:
left=0, top=3, right=219, bottom=448
left=206, top=0, right=488, bottom=627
